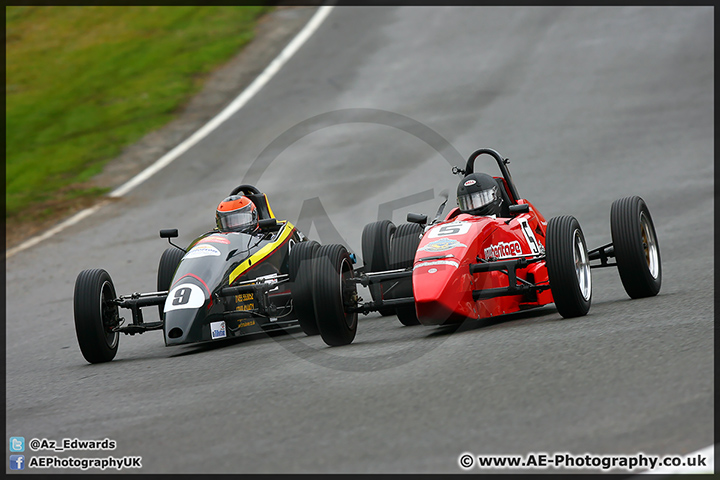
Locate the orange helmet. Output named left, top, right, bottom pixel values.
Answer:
left=216, top=195, right=258, bottom=232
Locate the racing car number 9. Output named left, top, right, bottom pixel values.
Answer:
left=164, top=283, right=205, bottom=312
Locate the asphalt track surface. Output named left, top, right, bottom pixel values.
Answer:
left=5, top=6, right=714, bottom=474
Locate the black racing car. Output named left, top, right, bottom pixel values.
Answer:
left=73, top=184, right=358, bottom=363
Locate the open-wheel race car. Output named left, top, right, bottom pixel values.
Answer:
left=348, top=147, right=662, bottom=329
left=73, top=184, right=358, bottom=363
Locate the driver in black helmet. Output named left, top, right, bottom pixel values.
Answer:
left=456, top=173, right=504, bottom=217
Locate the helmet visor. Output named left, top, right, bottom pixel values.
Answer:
left=458, top=186, right=498, bottom=212
left=218, top=211, right=255, bottom=230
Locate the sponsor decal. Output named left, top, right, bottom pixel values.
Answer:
left=238, top=320, right=256, bottom=328
left=483, top=240, right=522, bottom=259
left=428, top=268, right=438, bottom=274
left=428, top=221, right=472, bottom=238
left=517, top=217, right=544, bottom=254
left=210, top=321, right=226, bottom=340
left=464, top=179, right=477, bottom=187
left=235, top=293, right=254, bottom=303
left=164, top=283, right=205, bottom=312
left=419, top=238, right=468, bottom=253
left=184, top=244, right=221, bottom=259
left=198, top=235, right=230, bottom=245
left=235, top=303, right=255, bottom=312
left=413, top=259, right=460, bottom=269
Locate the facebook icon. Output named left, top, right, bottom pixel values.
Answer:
left=10, top=455, right=25, bottom=470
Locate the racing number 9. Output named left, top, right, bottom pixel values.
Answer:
left=172, top=287, right=192, bottom=306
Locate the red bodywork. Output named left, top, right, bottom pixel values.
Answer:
left=411, top=184, right=553, bottom=325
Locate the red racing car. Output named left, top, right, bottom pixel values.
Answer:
left=325, top=147, right=662, bottom=333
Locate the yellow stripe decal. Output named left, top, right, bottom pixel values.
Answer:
left=228, top=222, right=295, bottom=284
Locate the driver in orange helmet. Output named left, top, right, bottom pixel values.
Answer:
left=215, top=195, right=259, bottom=233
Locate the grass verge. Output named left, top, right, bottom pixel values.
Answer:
left=6, top=6, right=272, bottom=231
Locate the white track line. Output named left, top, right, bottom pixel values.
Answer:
left=6, top=5, right=335, bottom=260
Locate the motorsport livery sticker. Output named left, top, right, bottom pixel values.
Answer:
left=184, top=244, right=221, bottom=259
left=419, top=238, right=468, bottom=253
left=164, top=283, right=205, bottom=312
left=483, top=240, right=522, bottom=259
left=464, top=179, right=477, bottom=186
left=517, top=217, right=544, bottom=254
left=197, top=235, right=231, bottom=245
left=413, top=259, right=460, bottom=269
left=428, top=221, right=472, bottom=238
left=210, top=321, right=226, bottom=340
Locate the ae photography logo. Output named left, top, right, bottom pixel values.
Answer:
left=241, top=108, right=488, bottom=371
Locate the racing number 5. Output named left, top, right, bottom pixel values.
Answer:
left=518, top=218, right=541, bottom=254
left=438, top=224, right=462, bottom=235
left=429, top=222, right=471, bottom=238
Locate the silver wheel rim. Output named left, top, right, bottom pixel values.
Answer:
left=640, top=212, right=660, bottom=279
left=573, top=230, right=591, bottom=301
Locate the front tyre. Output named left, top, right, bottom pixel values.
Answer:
left=361, top=220, right=396, bottom=316
left=546, top=216, right=592, bottom=318
left=388, top=223, right=423, bottom=326
left=157, top=247, right=185, bottom=319
left=74, top=269, right=121, bottom=363
left=611, top=196, right=662, bottom=299
left=312, top=244, right=358, bottom=346
left=288, top=240, right=320, bottom=336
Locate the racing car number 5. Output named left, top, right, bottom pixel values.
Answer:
left=518, top=218, right=542, bottom=255
left=428, top=222, right=471, bottom=238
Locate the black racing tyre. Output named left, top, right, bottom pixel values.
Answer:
left=388, top=223, right=423, bottom=326
left=610, top=196, right=662, bottom=299
left=157, top=247, right=185, bottom=319
left=312, top=244, right=358, bottom=346
left=546, top=216, right=592, bottom=318
left=74, top=269, right=121, bottom=364
left=288, top=240, right=321, bottom=336
left=388, top=223, right=423, bottom=270
left=361, top=220, right=396, bottom=316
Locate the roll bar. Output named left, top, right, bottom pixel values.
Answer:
left=463, top=148, right=521, bottom=203
left=230, top=184, right=262, bottom=196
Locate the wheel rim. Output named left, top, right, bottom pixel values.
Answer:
left=573, top=229, right=591, bottom=300
left=100, top=281, right=119, bottom=348
left=339, top=258, right=356, bottom=328
left=640, top=212, right=660, bottom=279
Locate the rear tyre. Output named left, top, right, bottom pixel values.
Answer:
left=288, top=240, right=321, bottom=336
left=546, top=216, right=592, bottom=318
left=361, top=220, right=396, bottom=316
left=74, top=269, right=120, bottom=364
left=313, top=244, right=358, bottom=346
left=388, top=223, right=423, bottom=326
left=157, top=247, right=185, bottom=319
left=611, top=196, right=662, bottom=299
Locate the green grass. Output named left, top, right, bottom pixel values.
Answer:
left=6, top=6, right=272, bottom=219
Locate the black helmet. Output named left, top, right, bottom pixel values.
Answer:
left=456, top=173, right=503, bottom=216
